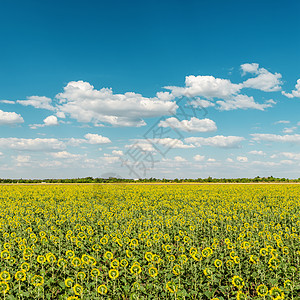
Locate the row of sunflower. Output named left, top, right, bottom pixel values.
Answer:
left=0, top=183, right=299, bottom=299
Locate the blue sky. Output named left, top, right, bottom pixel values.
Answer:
left=0, top=0, right=300, bottom=179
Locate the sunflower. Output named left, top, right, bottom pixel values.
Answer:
left=256, top=284, right=268, bottom=297
left=65, top=278, right=74, bottom=288
left=31, top=275, right=44, bottom=287
left=71, top=257, right=81, bottom=268
left=214, top=259, right=222, bottom=268
left=166, top=281, right=178, bottom=293
left=91, top=268, right=100, bottom=278
left=232, top=275, right=244, bottom=290
left=73, top=284, right=83, bottom=296
left=120, top=259, right=129, bottom=267
left=57, top=258, right=67, bottom=268
left=0, top=281, right=9, bottom=294
left=269, top=287, right=284, bottom=300
left=111, top=259, right=119, bottom=268
left=145, top=252, right=153, bottom=262
left=0, top=250, right=10, bottom=260
left=97, top=284, right=108, bottom=295
left=130, top=264, right=142, bottom=275
left=77, top=272, right=86, bottom=281
left=21, top=262, right=30, bottom=272
left=104, top=251, right=114, bottom=260
left=148, top=266, right=158, bottom=277
left=173, top=264, right=181, bottom=276
left=108, top=269, right=119, bottom=280
left=15, top=271, right=26, bottom=281
left=268, top=257, right=280, bottom=270
left=202, top=247, right=213, bottom=257
left=37, top=255, right=46, bottom=264
left=260, top=248, right=268, bottom=256
left=0, top=271, right=10, bottom=282
left=66, top=250, right=75, bottom=259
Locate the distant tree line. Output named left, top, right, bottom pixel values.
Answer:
left=0, top=176, right=299, bottom=183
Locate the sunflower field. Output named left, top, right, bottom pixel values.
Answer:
left=0, top=183, right=299, bottom=299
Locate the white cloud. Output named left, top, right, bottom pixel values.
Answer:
left=283, top=127, right=297, bottom=134
left=174, top=156, right=186, bottom=162
left=216, top=94, right=273, bottom=111
left=14, top=155, right=30, bottom=163
left=0, top=110, right=24, bottom=125
left=226, top=158, right=234, bottom=162
left=164, top=75, right=242, bottom=99
left=125, top=141, right=156, bottom=152
left=84, top=133, right=111, bottom=144
left=155, top=91, right=175, bottom=101
left=189, top=98, right=215, bottom=108
left=278, top=152, right=300, bottom=160
left=56, top=111, right=66, bottom=118
left=242, top=64, right=282, bottom=92
left=55, top=81, right=177, bottom=127
left=150, top=138, right=195, bottom=149
left=251, top=161, right=278, bottom=167
left=51, top=151, right=82, bottom=159
left=0, top=138, right=65, bottom=151
left=185, top=135, right=245, bottom=148
left=30, top=115, right=59, bottom=129
left=207, top=158, right=216, bottom=162
left=158, top=117, right=217, bottom=132
left=39, top=160, right=62, bottom=168
left=103, top=156, right=120, bottom=163
left=237, top=156, right=248, bottom=162
left=241, top=63, right=260, bottom=75
left=251, top=133, right=300, bottom=144
left=112, top=150, right=123, bottom=156
left=248, top=150, right=265, bottom=155
left=274, top=120, right=290, bottom=124
left=44, top=115, right=58, bottom=126
left=282, top=79, right=300, bottom=98
left=0, top=100, right=15, bottom=104
left=17, top=96, right=55, bottom=110
left=193, top=154, right=205, bottom=161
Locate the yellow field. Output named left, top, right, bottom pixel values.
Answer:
left=0, top=184, right=299, bottom=299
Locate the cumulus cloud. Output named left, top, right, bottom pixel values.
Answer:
left=237, top=156, right=248, bottom=162
left=51, top=151, right=82, bottom=159
left=189, top=98, right=215, bottom=108
left=241, top=63, right=260, bottom=75
left=216, top=94, right=273, bottom=111
left=84, top=133, right=111, bottom=144
left=282, top=79, right=300, bottom=98
left=248, top=150, right=265, bottom=155
left=158, top=117, right=217, bottom=132
left=30, top=115, right=59, bottom=129
left=193, top=154, right=205, bottom=161
left=283, top=127, right=297, bottom=134
left=207, top=158, right=216, bottom=162
left=164, top=75, right=242, bottom=99
left=174, top=156, right=186, bottom=162
left=0, top=110, right=24, bottom=125
left=251, top=133, right=300, bottom=144
left=0, top=138, right=65, bottom=151
left=112, top=150, right=123, bottom=156
left=14, top=155, right=30, bottom=163
left=17, top=96, right=55, bottom=110
left=241, top=63, right=282, bottom=92
left=185, top=135, right=245, bottom=148
left=55, top=81, right=177, bottom=127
